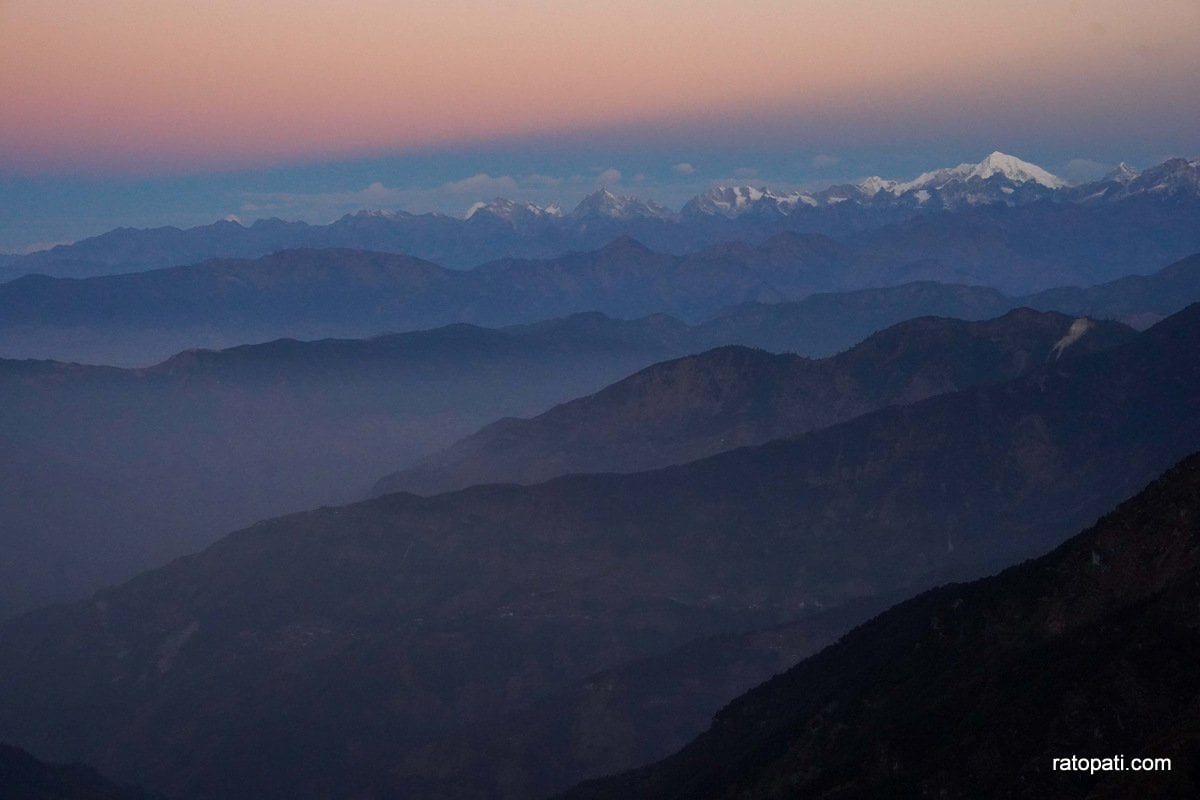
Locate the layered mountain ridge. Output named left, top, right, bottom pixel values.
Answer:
left=3, top=240, right=1199, bottom=367
left=373, top=309, right=1134, bottom=497
left=1, top=149, right=1197, bottom=800
left=2, top=303, right=1200, bottom=799
left=0, top=304, right=1137, bottom=616
left=0, top=311, right=702, bottom=616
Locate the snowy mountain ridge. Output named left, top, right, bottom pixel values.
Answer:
left=882, top=150, right=1067, bottom=194
left=567, top=188, right=679, bottom=222
left=446, top=153, right=1194, bottom=224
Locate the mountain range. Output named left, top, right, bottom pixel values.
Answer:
left=0, top=304, right=1130, bottom=616
left=560, top=451, right=1200, bottom=799
left=2, top=154, right=1197, bottom=282
left=2, top=302, right=1199, bottom=799
left=373, top=309, right=1134, bottom=497
left=3, top=253, right=1197, bottom=616
left=3, top=149, right=1198, bottom=799
left=0, top=312, right=699, bottom=616
left=0, top=238, right=840, bottom=365
left=2, top=237, right=1199, bottom=367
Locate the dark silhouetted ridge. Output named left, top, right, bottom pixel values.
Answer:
left=559, top=451, right=1200, bottom=799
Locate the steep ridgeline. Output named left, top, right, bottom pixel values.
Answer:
left=700, top=251, right=1200, bottom=356
left=1, top=305, right=1199, bottom=800
left=0, top=313, right=693, bottom=617
left=1023, top=251, right=1200, bottom=329
left=3, top=154, right=1197, bottom=284
left=374, top=309, right=1134, bottom=497
left=0, top=743, right=160, bottom=800
left=560, top=452, right=1200, bottom=800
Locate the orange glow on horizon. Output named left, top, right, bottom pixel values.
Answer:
left=1, top=0, right=1197, bottom=174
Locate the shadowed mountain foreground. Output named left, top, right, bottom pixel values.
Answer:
left=560, top=451, right=1200, bottom=799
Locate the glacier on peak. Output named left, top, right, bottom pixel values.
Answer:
left=465, top=197, right=561, bottom=221
left=884, top=151, right=1066, bottom=196
left=1103, top=162, right=1140, bottom=184
left=569, top=188, right=677, bottom=221
left=855, top=176, right=900, bottom=197
left=686, top=185, right=816, bottom=218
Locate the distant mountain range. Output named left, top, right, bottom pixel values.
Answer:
left=2, top=303, right=1199, bottom=800
left=560, top=451, right=1200, bottom=799
left=1, top=153, right=1197, bottom=282
left=4, top=150, right=1196, bottom=800
left=2, top=237, right=1198, bottom=367
left=0, top=238, right=841, bottom=365
left=373, top=310, right=1134, bottom=497
left=1, top=252, right=1195, bottom=617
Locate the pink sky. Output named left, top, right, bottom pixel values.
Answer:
left=1, top=0, right=1198, bottom=174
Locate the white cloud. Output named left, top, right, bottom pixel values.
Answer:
left=442, top=173, right=520, bottom=195
left=1060, top=158, right=1111, bottom=185
left=240, top=182, right=408, bottom=215
left=238, top=173, right=573, bottom=221
left=672, top=162, right=695, bottom=175
left=14, top=239, right=75, bottom=254
left=595, top=167, right=622, bottom=185
left=233, top=165, right=837, bottom=225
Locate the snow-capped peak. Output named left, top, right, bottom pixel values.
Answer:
left=889, top=152, right=1066, bottom=195
left=465, top=197, right=561, bottom=221
left=343, top=209, right=403, bottom=221
left=685, top=186, right=817, bottom=218
left=1102, top=162, right=1140, bottom=185
left=969, top=151, right=1066, bottom=188
left=855, top=176, right=901, bottom=197
left=570, top=189, right=677, bottom=221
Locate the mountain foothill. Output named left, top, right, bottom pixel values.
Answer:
left=1, top=151, right=1200, bottom=799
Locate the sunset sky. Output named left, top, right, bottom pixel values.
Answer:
left=2, top=0, right=1198, bottom=252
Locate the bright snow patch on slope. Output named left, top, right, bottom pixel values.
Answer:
left=1051, top=318, right=1094, bottom=359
